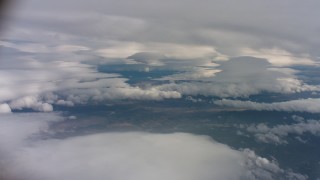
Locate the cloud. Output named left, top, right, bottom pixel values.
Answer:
left=214, top=98, right=320, bottom=113
left=156, top=57, right=320, bottom=98
left=0, top=41, right=90, bottom=53
left=243, top=119, right=320, bottom=144
left=55, top=99, right=74, bottom=107
left=10, top=0, right=320, bottom=61
left=2, top=1, right=320, bottom=106
left=0, top=104, right=11, bottom=113
left=9, top=96, right=53, bottom=112
left=157, top=68, right=221, bottom=81
left=127, top=52, right=167, bottom=66
left=0, top=41, right=182, bottom=108
left=0, top=1, right=317, bottom=179
left=95, top=42, right=146, bottom=59
left=96, top=42, right=225, bottom=60
left=0, top=113, right=306, bottom=180
left=240, top=48, right=316, bottom=66
left=0, top=113, right=62, bottom=151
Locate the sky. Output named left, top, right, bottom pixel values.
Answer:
left=0, top=0, right=320, bottom=179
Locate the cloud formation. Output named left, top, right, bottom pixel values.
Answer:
left=0, top=1, right=318, bottom=179
left=12, top=0, right=320, bottom=61
left=0, top=41, right=181, bottom=109
left=1, top=0, right=320, bottom=108
left=0, top=104, right=11, bottom=113
left=243, top=119, right=320, bottom=144
left=7, top=29, right=319, bottom=108
left=214, top=98, right=320, bottom=113
left=157, top=57, right=320, bottom=98
left=0, top=113, right=307, bottom=180
left=9, top=96, right=53, bottom=112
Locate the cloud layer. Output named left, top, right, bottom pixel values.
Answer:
left=0, top=41, right=181, bottom=110
left=0, top=113, right=307, bottom=180
left=157, top=57, right=320, bottom=98
left=13, top=0, right=320, bottom=60
left=214, top=98, right=320, bottom=113
left=240, top=118, right=320, bottom=145
left=0, top=1, right=319, bottom=179
left=1, top=0, right=320, bottom=110
left=0, top=104, right=11, bottom=113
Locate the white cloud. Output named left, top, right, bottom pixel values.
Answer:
left=53, top=45, right=90, bottom=52
left=127, top=52, right=167, bottom=66
left=95, top=42, right=145, bottom=59
left=0, top=42, right=182, bottom=107
left=2, top=1, right=319, bottom=105
left=1, top=32, right=318, bottom=110
left=244, top=119, right=320, bottom=144
left=96, top=41, right=226, bottom=60
left=55, top=100, right=74, bottom=107
left=240, top=48, right=316, bottom=66
left=0, top=104, right=11, bottom=113
left=146, top=43, right=224, bottom=60
left=157, top=68, right=221, bottom=81
left=0, top=113, right=306, bottom=180
left=0, top=41, right=90, bottom=54
left=12, top=0, right=320, bottom=62
left=214, top=98, right=320, bottom=113
left=9, top=96, right=53, bottom=112
left=0, top=113, right=62, bottom=150
left=156, top=57, right=320, bottom=98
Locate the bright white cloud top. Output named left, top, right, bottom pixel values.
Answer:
left=0, top=113, right=307, bottom=180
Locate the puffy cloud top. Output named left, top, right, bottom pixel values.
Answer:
left=0, top=104, right=11, bottom=113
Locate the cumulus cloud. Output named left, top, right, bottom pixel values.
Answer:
left=0, top=1, right=316, bottom=179
left=0, top=104, right=11, bottom=113
left=0, top=41, right=182, bottom=108
left=0, top=53, right=118, bottom=102
left=243, top=119, right=320, bottom=145
left=9, top=96, right=53, bottom=112
left=1, top=0, right=319, bottom=106
left=214, top=98, right=320, bottom=113
left=156, top=57, right=320, bottom=97
left=0, top=113, right=306, bottom=180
